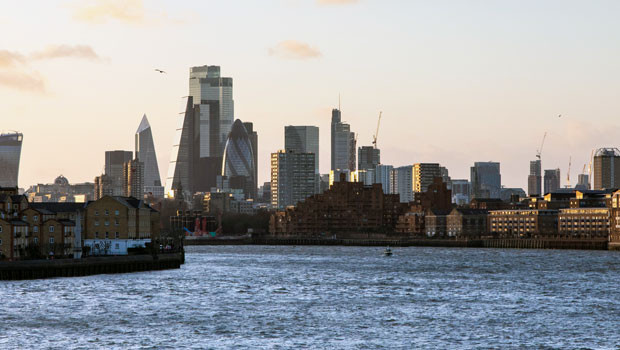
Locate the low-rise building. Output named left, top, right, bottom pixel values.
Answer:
left=446, top=208, right=488, bottom=237
left=558, top=208, right=609, bottom=238
left=488, top=209, right=558, bottom=237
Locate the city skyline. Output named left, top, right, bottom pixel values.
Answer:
left=2, top=1, right=620, bottom=190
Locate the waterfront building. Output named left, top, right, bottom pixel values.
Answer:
left=609, top=190, right=620, bottom=250
left=451, top=179, right=470, bottom=205
left=83, top=196, right=160, bottom=255
left=393, top=166, right=414, bottom=203
left=558, top=208, right=609, bottom=238
left=470, top=162, right=501, bottom=199
left=135, top=115, right=163, bottom=197
left=222, top=120, right=256, bottom=199
left=413, top=163, right=441, bottom=193
left=544, top=169, right=561, bottom=194
left=271, top=150, right=316, bottom=209
left=425, top=209, right=450, bottom=237
left=0, top=132, right=23, bottom=188
left=528, top=160, right=542, bottom=197
left=593, top=148, right=620, bottom=190
left=331, top=108, right=356, bottom=172
left=166, top=65, right=235, bottom=198
left=488, top=209, right=558, bottom=237
left=375, top=164, right=394, bottom=195
left=269, top=175, right=405, bottom=236
left=446, top=208, right=488, bottom=237
left=395, top=178, right=452, bottom=235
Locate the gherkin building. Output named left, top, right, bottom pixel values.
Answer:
left=222, top=119, right=256, bottom=198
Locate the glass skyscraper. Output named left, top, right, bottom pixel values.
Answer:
left=135, top=114, right=162, bottom=194
left=331, top=108, right=356, bottom=172
left=285, top=126, right=319, bottom=174
left=222, top=120, right=256, bottom=198
left=0, top=132, right=23, bottom=188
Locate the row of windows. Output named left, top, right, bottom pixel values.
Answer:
left=94, top=232, right=120, bottom=239
left=94, top=210, right=120, bottom=216
left=94, top=219, right=119, bottom=226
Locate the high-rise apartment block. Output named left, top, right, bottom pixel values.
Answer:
left=393, top=166, right=414, bottom=203
left=528, top=159, right=542, bottom=196
left=413, top=163, right=442, bottom=193
left=271, top=150, right=316, bottom=209
left=0, top=132, right=23, bottom=188
left=470, top=162, right=501, bottom=199
left=331, top=108, right=356, bottom=172
left=375, top=164, right=394, bottom=195
left=358, top=146, right=380, bottom=172
left=123, top=159, right=144, bottom=199
left=544, top=168, right=561, bottom=194
left=451, top=179, right=471, bottom=205
left=593, top=148, right=620, bottom=190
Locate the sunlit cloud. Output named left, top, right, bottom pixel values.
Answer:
left=30, top=45, right=102, bottom=61
left=268, top=40, right=322, bottom=60
left=0, top=50, right=26, bottom=68
left=317, top=0, right=359, bottom=5
left=0, top=71, right=45, bottom=93
left=72, top=0, right=145, bottom=23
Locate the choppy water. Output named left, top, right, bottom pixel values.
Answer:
left=1, top=246, right=619, bottom=349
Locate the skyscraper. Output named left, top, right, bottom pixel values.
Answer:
left=271, top=150, right=316, bottom=209
left=413, top=163, right=442, bottom=193
left=0, top=132, right=23, bottom=188
left=528, top=160, right=542, bottom=196
left=375, top=164, right=393, bottom=195
left=358, top=146, right=380, bottom=172
left=123, top=159, right=144, bottom=199
left=243, top=121, right=259, bottom=196
left=135, top=114, right=163, bottom=196
left=593, top=148, right=620, bottom=190
left=285, top=126, right=319, bottom=174
left=166, top=65, right=235, bottom=197
left=222, top=120, right=256, bottom=198
left=394, top=166, right=414, bottom=203
left=544, top=169, right=561, bottom=194
left=105, top=150, right=133, bottom=196
left=470, top=162, right=501, bottom=199
left=331, top=108, right=356, bottom=172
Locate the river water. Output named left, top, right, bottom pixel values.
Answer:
left=0, top=246, right=618, bottom=349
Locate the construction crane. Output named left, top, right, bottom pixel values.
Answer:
left=536, top=132, right=547, bottom=160
left=372, top=111, right=382, bottom=149
left=566, top=156, right=572, bottom=188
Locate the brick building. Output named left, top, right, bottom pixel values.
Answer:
left=446, top=208, right=488, bottom=237
left=488, top=209, right=558, bottom=237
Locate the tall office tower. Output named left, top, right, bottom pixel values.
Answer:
left=285, top=126, right=319, bottom=174
left=123, top=159, right=144, bottom=199
left=470, top=161, right=501, bottom=199
left=222, top=120, right=256, bottom=198
left=394, top=165, right=414, bottom=203
left=105, top=150, right=133, bottom=196
left=243, top=122, right=258, bottom=197
left=166, top=66, right=234, bottom=198
left=271, top=150, right=316, bottom=209
left=451, top=179, right=471, bottom=205
left=413, top=163, right=442, bottom=193
left=593, top=148, right=620, bottom=190
left=331, top=108, right=356, bottom=172
left=576, top=174, right=590, bottom=191
left=0, top=132, right=23, bottom=188
left=543, top=169, right=561, bottom=194
left=94, top=174, right=113, bottom=200
left=528, top=160, right=542, bottom=196
left=135, top=115, right=163, bottom=194
left=358, top=146, right=380, bottom=172
left=375, top=164, right=393, bottom=194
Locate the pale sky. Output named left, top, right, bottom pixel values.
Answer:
left=2, top=0, right=620, bottom=190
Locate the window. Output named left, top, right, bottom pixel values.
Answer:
left=33, top=215, right=38, bottom=222
left=0, top=226, right=2, bottom=233
left=22, top=215, right=27, bottom=221
left=115, top=210, right=119, bottom=216
left=115, top=232, right=119, bottom=239
left=115, top=243, right=119, bottom=249
left=105, top=232, right=109, bottom=239
left=49, top=226, right=55, bottom=233
left=95, top=220, right=100, bottom=226
left=0, top=239, right=2, bottom=245
left=104, top=220, right=109, bottom=226
left=95, top=210, right=99, bottom=216
left=49, top=237, right=54, bottom=244
left=33, top=226, right=38, bottom=233
left=95, top=232, right=99, bottom=239
left=105, top=210, right=109, bottom=216
left=34, top=237, right=38, bottom=244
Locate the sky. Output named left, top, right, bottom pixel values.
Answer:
left=2, top=0, right=620, bottom=190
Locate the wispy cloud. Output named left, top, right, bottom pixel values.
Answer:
left=30, top=45, right=102, bottom=61
left=0, top=44, right=102, bottom=94
left=317, top=0, right=359, bottom=5
left=72, top=0, right=145, bottom=24
left=269, top=40, right=322, bottom=60
left=0, top=71, right=45, bottom=93
left=0, top=50, right=26, bottom=68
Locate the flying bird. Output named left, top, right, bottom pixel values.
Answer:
left=558, top=114, right=562, bottom=118
left=155, top=69, right=166, bottom=74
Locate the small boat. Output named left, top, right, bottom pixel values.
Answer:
left=383, top=247, right=392, bottom=256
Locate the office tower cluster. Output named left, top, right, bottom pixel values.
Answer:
left=166, top=65, right=258, bottom=204
left=95, top=115, right=164, bottom=200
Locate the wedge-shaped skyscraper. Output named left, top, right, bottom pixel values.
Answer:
left=0, top=132, right=23, bottom=187
left=135, top=114, right=163, bottom=197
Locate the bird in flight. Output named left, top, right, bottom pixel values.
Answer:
left=155, top=69, right=166, bottom=74
left=558, top=114, right=562, bottom=118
